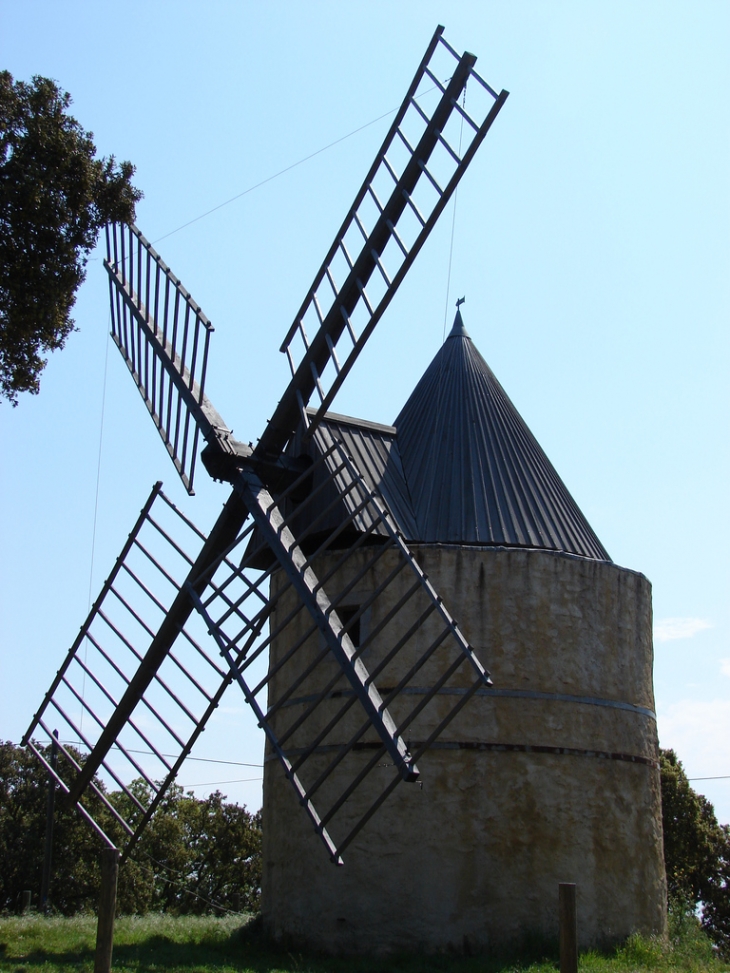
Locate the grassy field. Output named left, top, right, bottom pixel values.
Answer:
left=0, top=911, right=727, bottom=973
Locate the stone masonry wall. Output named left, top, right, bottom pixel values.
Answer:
left=260, top=546, right=667, bottom=954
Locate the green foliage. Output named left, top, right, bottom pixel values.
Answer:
left=110, top=783, right=262, bottom=916
left=0, top=740, right=120, bottom=914
left=666, top=898, right=720, bottom=967
left=660, top=748, right=730, bottom=957
left=704, top=861, right=730, bottom=964
left=0, top=741, right=261, bottom=916
left=0, top=71, right=142, bottom=404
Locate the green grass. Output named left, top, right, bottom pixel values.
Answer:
left=0, top=911, right=726, bottom=973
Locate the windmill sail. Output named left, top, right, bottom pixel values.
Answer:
left=104, top=223, right=247, bottom=494
left=22, top=483, right=241, bottom=855
left=261, top=25, right=508, bottom=457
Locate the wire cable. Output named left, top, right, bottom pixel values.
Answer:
left=151, top=108, right=397, bottom=247
left=59, top=740, right=264, bottom=769
left=118, top=746, right=262, bottom=768
left=147, top=82, right=444, bottom=247
left=60, top=738, right=730, bottom=782
left=441, top=84, right=467, bottom=342
left=80, top=326, right=111, bottom=734
left=131, top=851, right=243, bottom=916
left=88, top=327, right=110, bottom=609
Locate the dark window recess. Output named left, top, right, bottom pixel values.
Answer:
left=339, top=607, right=360, bottom=647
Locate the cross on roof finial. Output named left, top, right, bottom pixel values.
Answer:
left=456, top=296, right=465, bottom=308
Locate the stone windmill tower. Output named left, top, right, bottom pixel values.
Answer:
left=260, top=307, right=667, bottom=953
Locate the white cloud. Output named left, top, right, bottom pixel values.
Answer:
left=659, top=698, right=730, bottom=768
left=658, top=698, right=730, bottom=825
left=654, top=617, right=712, bottom=643
left=721, top=658, right=730, bottom=678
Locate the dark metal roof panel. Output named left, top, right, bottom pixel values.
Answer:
left=246, top=412, right=415, bottom=569
left=393, top=312, right=610, bottom=560
left=311, top=412, right=419, bottom=539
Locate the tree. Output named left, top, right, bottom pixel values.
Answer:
left=110, top=781, right=262, bottom=915
left=701, top=833, right=730, bottom=958
left=0, top=741, right=261, bottom=915
left=660, top=748, right=730, bottom=955
left=0, top=740, right=117, bottom=913
left=0, top=72, right=142, bottom=405
left=168, top=789, right=262, bottom=913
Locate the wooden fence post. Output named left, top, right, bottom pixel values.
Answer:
left=559, top=882, right=578, bottom=973
left=94, top=847, right=120, bottom=973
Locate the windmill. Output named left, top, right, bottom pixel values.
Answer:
left=23, top=26, right=509, bottom=867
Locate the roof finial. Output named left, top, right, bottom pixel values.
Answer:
left=449, top=298, right=469, bottom=339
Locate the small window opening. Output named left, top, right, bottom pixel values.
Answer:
left=339, top=606, right=361, bottom=647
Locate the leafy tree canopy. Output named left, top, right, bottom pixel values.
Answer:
left=660, top=748, right=730, bottom=956
left=0, top=739, right=109, bottom=914
left=0, top=741, right=261, bottom=916
left=0, top=72, right=142, bottom=404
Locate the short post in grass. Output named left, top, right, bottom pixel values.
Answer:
left=21, top=889, right=31, bottom=913
left=94, top=846, right=120, bottom=973
left=559, top=882, right=578, bottom=973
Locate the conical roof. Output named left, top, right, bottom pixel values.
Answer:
left=394, top=310, right=610, bottom=559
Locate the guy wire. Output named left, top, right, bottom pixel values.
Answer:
left=80, top=323, right=111, bottom=733
left=419, top=84, right=468, bottom=525
left=441, top=85, right=467, bottom=342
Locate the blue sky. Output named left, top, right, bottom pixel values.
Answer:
left=1, top=1, right=728, bottom=822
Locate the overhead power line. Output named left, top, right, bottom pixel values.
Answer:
left=59, top=741, right=263, bottom=769
left=151, top=106, right=398, bottom=246
left=148, top=82, right=442, bottom=247
left=121, top=747, right=262, bottom=769
left=53, top=741, right=730, bottom=782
